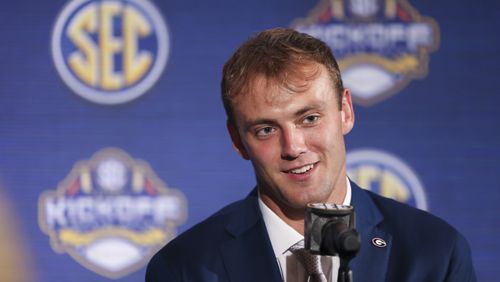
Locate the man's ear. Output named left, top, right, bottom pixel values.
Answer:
left=227, top=120, right=250, bottom=160
left=340, top=89, right=355, bottom=135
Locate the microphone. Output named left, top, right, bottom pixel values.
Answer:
left=304, top=203, right=361, bottom=282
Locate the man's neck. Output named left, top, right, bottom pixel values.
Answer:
left=260, top=194, right=306, bottom=234
left=259, top=177, right=349, bottom=235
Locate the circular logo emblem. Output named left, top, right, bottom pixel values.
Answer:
left=52, top=0, right=169, bottom=104
left=372, top=237, right=387, bottom=248
left=347, top=148, right=428, bottom=210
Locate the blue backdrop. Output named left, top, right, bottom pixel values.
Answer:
left=0, top=0, right=499, bottom=281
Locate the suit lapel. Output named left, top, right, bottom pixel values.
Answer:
left=219, top=191, right=282, bottom=282
left=350, top=181, right=392, bottom=282
left=218, top=184, right=393, bottom=281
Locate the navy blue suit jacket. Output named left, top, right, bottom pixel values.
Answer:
left=146, top=182, right=476, bottom=281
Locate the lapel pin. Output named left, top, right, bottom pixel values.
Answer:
left=372, top=237, right=387, bottom=248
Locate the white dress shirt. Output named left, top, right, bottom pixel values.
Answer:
left=258, top=178, right=352, bottom=282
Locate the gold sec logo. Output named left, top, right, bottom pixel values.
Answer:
left=52, top=0, right=169, bottom=104
left=347, top=149, right=428, bottom=210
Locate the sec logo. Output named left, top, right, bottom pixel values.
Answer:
left=347, top=149, right=428, bottom=210
left=38, top=148, right=187, bottom=278
left=52, top=0, right=169, bottom=104
left=292, top=0, right=439, bottom=106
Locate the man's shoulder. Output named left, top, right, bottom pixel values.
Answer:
left=365, top=189, right=456, bottom=234
left=150, top=193, right=258, bottom=261
left=357, top=188, right=476, bottom=280
left=146, top=192, right=262, bottom=280
left=362, top=188, right=470, bottom=255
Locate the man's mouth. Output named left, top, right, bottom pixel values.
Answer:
left=287, top=163, right=315, bottom=174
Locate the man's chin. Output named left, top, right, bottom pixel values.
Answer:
left=284, top=194, right=327, bottom=210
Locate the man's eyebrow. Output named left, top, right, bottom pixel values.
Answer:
left=243, top=118, right=276, bottom=129
left=294, top=104, right=324, bottom=117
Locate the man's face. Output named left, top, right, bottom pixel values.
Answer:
left=228, top=64, right=354, bottom=213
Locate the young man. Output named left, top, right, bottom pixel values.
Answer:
left=146, top=28, right=476, bottom=282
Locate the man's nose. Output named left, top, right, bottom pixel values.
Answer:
left=280, top=127, right=307, bottom=160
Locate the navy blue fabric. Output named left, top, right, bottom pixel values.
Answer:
left=146, top=181, right=476, bottom=282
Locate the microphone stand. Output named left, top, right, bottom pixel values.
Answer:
left=337, top=255, right=354, bottom=282
left=321, top=221, right=358, bottom=282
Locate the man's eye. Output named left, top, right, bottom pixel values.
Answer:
left=256, top=127, right=275, bottom=137
left=304, top=115, right=319, bottom=124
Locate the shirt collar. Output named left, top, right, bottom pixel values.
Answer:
left=258, top=177, right=352, bottom=258
left=258, top=196, right=302, bottom=257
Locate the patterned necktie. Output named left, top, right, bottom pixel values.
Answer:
left=289, top=240, right=328, bottom=282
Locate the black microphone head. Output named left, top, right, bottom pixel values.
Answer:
left=337, top=229, right=361, bottom=254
